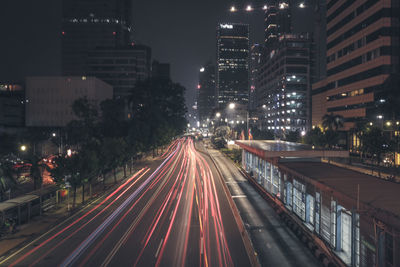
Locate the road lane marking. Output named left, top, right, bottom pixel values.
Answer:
left=200, top=237, right=203, bottom=255
left=231, top=195, right=247, bottom=198
left=155, top=238, right=164, bottom=258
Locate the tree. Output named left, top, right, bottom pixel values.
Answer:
left=128, top=78, right=187, bottom=154
left=359, top=127, right=392, bottom=177
left=322, top=113, right=344, bottom=131
left=66, top=97, right=100, bottom=146
left=252, top=128, right=274, bottom=140
left=285, top=130, right=300, bottom=143
left=305, top=127, right=325, bottom=148
left=99, top=138, right=126, bottom=184
left=76, top=148, right=99, bottom=203
left=379, top=74, right=400, bottom=120
left=323, top=129, right=340, bottom=149
left=26, top=154, right=47, bottom=190
left=0, top=160, right=16, bottom=201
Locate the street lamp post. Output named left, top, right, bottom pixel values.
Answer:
left=229, top=102, right=249, bottom=137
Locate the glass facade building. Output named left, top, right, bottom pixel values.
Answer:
left=216, top=23, right=249, bottom=109
left=61, top=0, right=132, bottom=76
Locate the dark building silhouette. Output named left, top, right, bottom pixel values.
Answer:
left=216, top=23, right=249, bottom=109
left=264, top=1, right=292, bottom=49
left=0, top=83, right=24, bottom=132
left=61, top=0, right=132, bottom=75
left=87, top=45, right=151, bottom=98
left=249, top=44, right=264, bottom=111
left=197, top=63, right=216, bottom=123
left=152, top=61, right=171, bottom=80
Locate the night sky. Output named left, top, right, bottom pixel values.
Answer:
left=0, top=1, right=311, bottom=106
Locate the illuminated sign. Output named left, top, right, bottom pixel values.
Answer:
left=220, top=24, right=233, bottom=29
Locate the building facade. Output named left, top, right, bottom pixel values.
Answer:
left=249, top=44, right=264, bottom=111
left=197, top=63, right=216, bottom=123
left=264, top=1, right=292, bottom=48
left=62, top=0, right=132, bottom=75
left=216, top=23, right=250, bottom=109
left=312, top=0, right=400, bottom=130
left=256, top=34, right=312, bottom=134
left=0, top=83, right=24, bottom=131
left=25, top=77, right=112, bottom=127
left=87, top=45, right=151, bottom=98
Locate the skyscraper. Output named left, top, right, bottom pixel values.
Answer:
left=61, top=0, right=132, bottom=75
left=312, top=0, right=400, bottom=131
left=87, top=45, right=151, bottom=98
left=216, top=23, right=249, bottom=109
left=197, top=63, right=216, bottom=123
left=264, top=1, right=292, bottom=49
left=256, top=34, right=312, bottom=134
left=249, top=44, right=264, bottom=111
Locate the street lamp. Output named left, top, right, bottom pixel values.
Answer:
left=216, top=112, right=221, bottom=118
left=229, top=103, right=249, bottom=137
left=230, top=6, right=236, bottom=12
left=20, top=145, right=27, bottom=152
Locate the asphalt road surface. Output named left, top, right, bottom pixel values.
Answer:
left=205, top=143, right=321, bottom=267
left=0, top=138, right=251, bottom=267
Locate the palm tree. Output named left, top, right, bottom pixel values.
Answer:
left=322, top=113, right=344, bottom=131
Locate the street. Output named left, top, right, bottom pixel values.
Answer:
left=204, top=143, right=321, bottom=267
left=0, top=138, right=250, bottom=267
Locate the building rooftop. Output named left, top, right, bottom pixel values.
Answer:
left=236, top=140, right=349, bottom=158
left=280, top=161, right=400, bottom=226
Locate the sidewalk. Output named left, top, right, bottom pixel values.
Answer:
left=0, top=158, right=152, bottom=258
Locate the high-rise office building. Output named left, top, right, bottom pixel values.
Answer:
left=87, top=45, right=151, bottom=98
left=312, top=0, right=400, bottom=131
left=62, top=0, right=132, bottom=75
left=256, top=34, right=312, bottom=134
left=249, top=44, right=264, bottom=111
left=264, top=1, right=292, bottom=49
left=197, top=63, right=216, bottom=123
left=216, top=23, right=249, bottom=109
